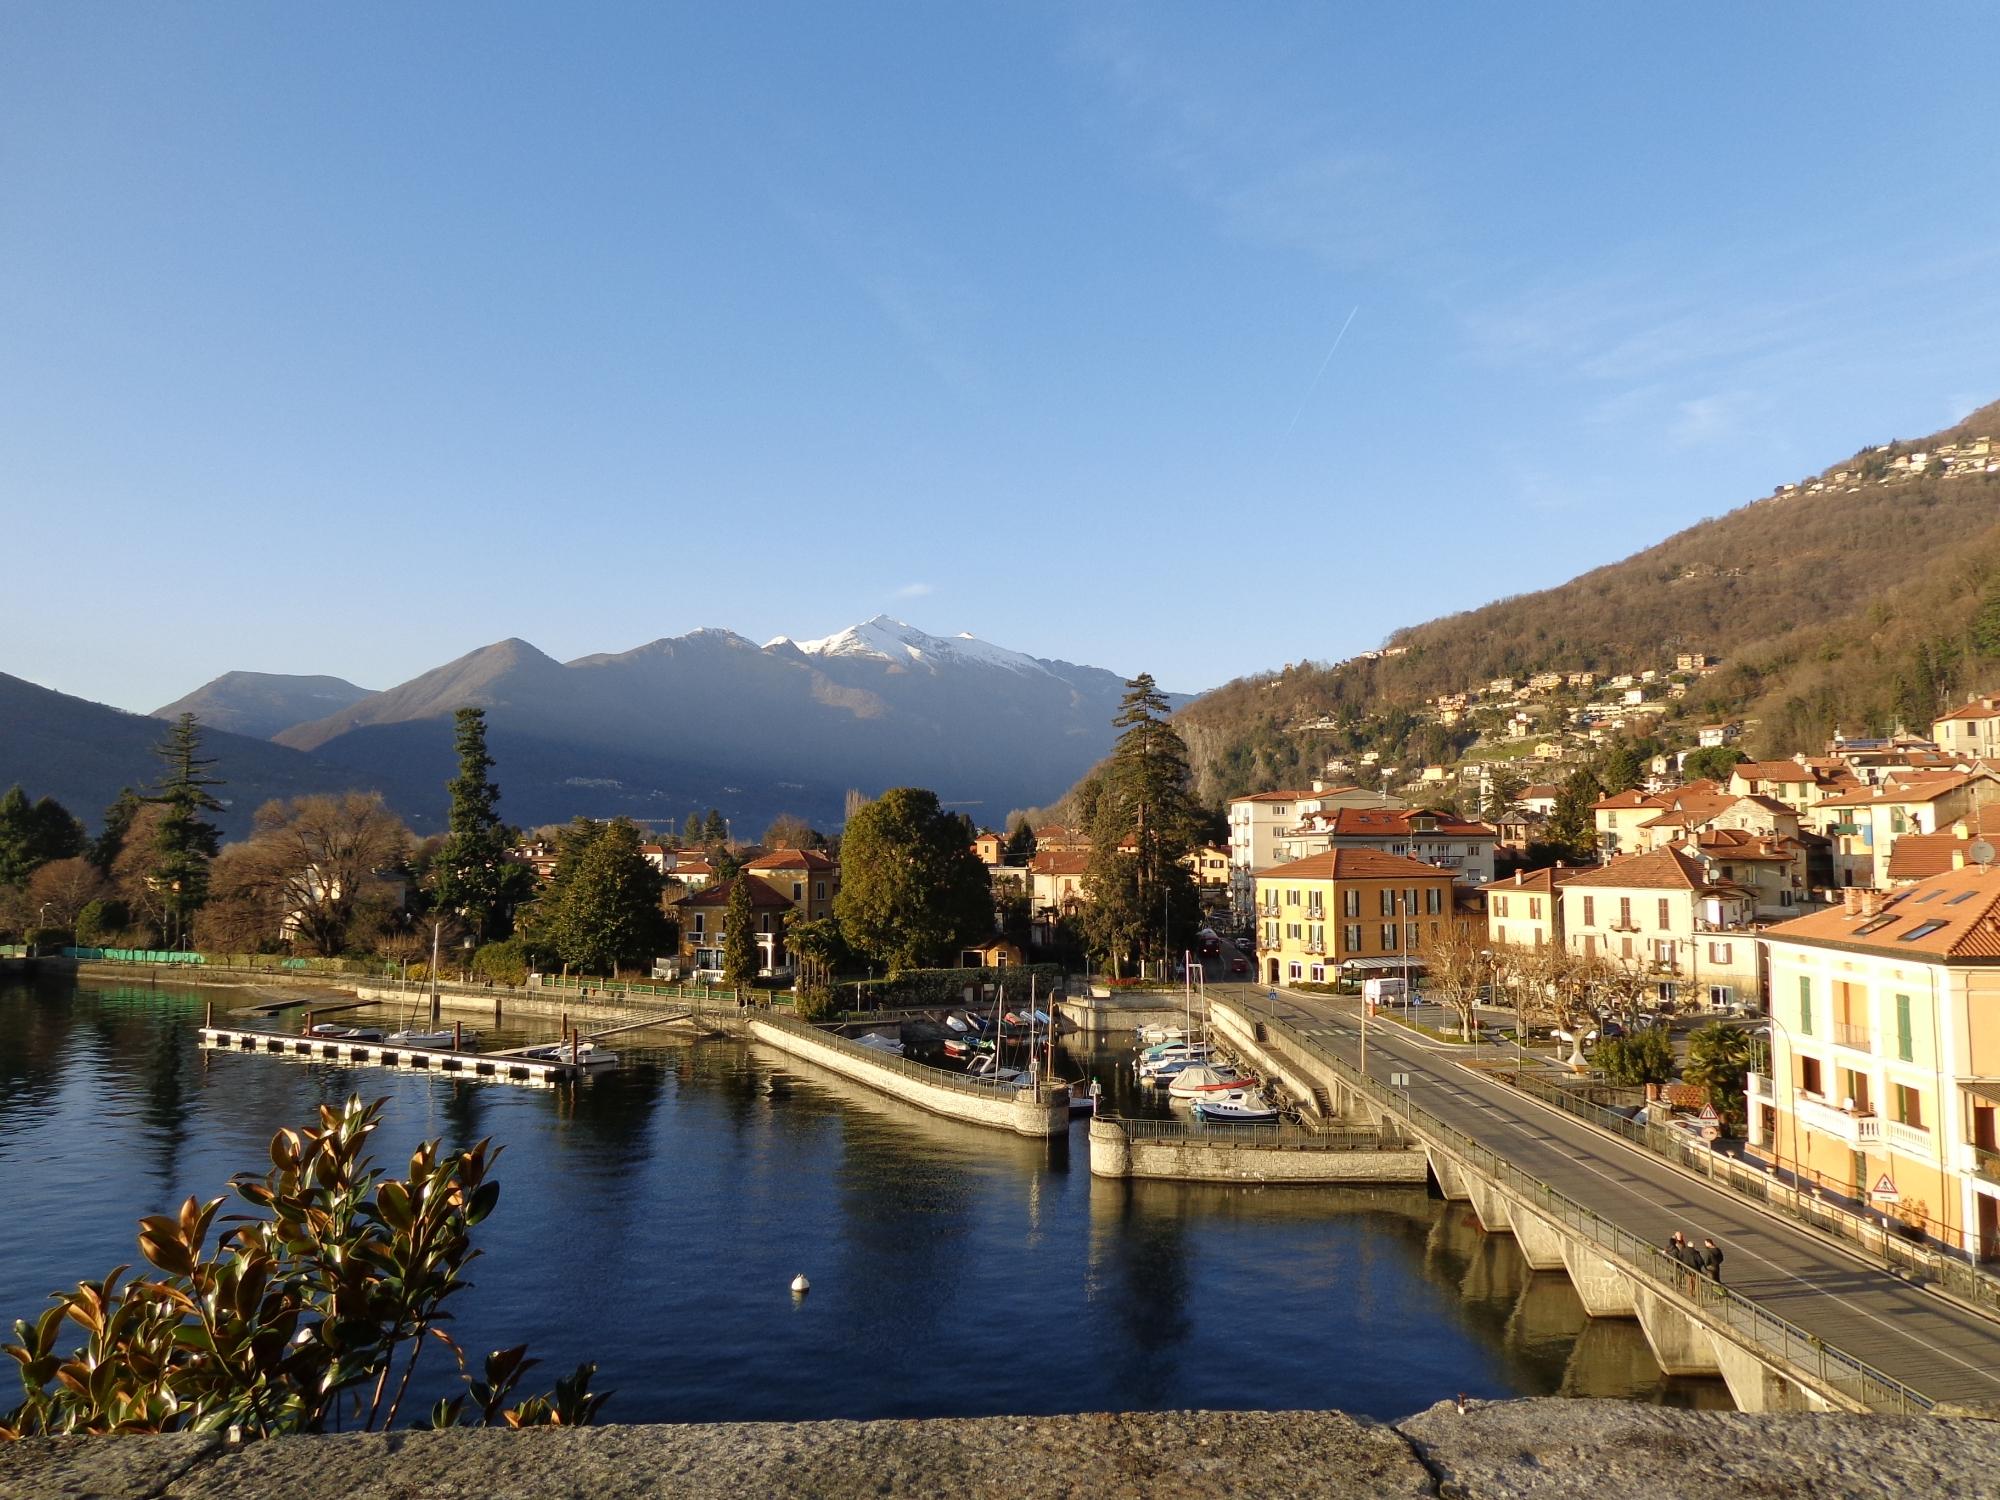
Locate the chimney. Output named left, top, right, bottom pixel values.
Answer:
left=1843, top=887, right=1862, bottom=915
left=1861, top=891, right=1883, bottom=917
left=1955, top=849, right=1968, bottom=871
left=1515, top=870, right=1524, bottom=885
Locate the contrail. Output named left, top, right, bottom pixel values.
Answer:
left=1282, top=305, right=1359, bottom=438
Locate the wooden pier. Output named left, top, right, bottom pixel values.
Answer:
left=198, top=1026, right=579, bottom=1086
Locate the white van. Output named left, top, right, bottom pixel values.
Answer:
left=1363, top=977, right=1412, bottom=1006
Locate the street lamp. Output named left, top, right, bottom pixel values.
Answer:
left=1760, top=1006, right=1805, bottom=1195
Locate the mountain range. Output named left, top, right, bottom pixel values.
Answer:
left=0, top=619, right=1186, bottom=837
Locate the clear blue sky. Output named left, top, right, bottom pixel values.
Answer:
left=4, top=3, right=1997, bottom=713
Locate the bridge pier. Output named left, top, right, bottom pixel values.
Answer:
left=1465, top=1180, right=1514, bottom=1233
left=1426, top=1149, right=1471, bottom=1201
left=1710, top=1339, right=1825, bottom=1413
left=1505, top=1203, right=1570, bottom=1272
left=1631, top=1286, right=1724, bottom=1377
left=1558, top=1242, right=1638, bottom=1317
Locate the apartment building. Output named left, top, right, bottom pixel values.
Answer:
left=1556, top=847, right=1762, bottom=1009
left=1754, top=867, right=2000, bottom=1261
left=1482, top=865, right=1575, bottom=951
left=1933, top=696, right=2000, bottom=760
left=741, top=848, right=840, bottom=922
left=1251, top=849, right=1471, bottom=988
left=1273, top=806, right=1499, bottom=886
left=1807, top=770, right=2000, bottom=889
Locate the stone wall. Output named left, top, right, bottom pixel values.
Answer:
left=1088, top=1116, right=1427, bottom=1184
left=4, top=1399, right=1992, bottom=1499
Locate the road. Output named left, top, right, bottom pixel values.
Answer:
left=1201, top=971, right=2000, bottom=1408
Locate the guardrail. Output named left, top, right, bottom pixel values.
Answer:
left=1215, top=998, right=1935, bottom=1414
left=1097, top=1115, right=1390, bottom=1152
left=1498, top=1067, right=2000, bottom=1323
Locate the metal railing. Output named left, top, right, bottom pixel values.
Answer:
left=1214, top=998, right=1937, bottom=1413
left=1097, top=1115, right=1389, bottom=1152
left=1494, top=1065, right=2000, bottom=1333
left=1833, top=1021, right=1875, bottom=1052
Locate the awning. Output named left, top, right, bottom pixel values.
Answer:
left=1961, top=1081, right=2000, bottom=1105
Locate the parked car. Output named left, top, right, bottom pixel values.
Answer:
left=1230, top=957, right=1248, bottom=975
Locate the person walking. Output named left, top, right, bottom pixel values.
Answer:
left=1701, top=1237, right=1725, bottom=1286
left=1667, top=1232, right=1696, bottom=1295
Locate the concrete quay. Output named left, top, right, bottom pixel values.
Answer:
left=1088, top=1115, right=1427, bottom=1184
left=6, top=1399, right=1998, bottom=1499
left=747, top=1014, right=1070, bottom=1137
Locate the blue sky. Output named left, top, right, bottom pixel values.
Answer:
left=4, top=3, right=1997, bottom=713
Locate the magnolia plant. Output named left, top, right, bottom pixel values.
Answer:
left=1, top=1096, right=606, bottom=1439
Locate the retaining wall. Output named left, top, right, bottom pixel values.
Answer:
left=1088, top=1117, right=1426, bottom=1183
left=747, top=1018, right=1069, bottom=1137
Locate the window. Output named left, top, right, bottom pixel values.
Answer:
left=1287, top=889, right=1300, bottom=907
left=1799, top=976, right=1812, bottom=1035
left=1898, top=922, right=1946, bottom=942
left=1799, top=1055, right=1823, bottom=1096
left=1494, top=895, right=1509, bottom=918
left=1426, top=888, right=1442, bottom=915
left=1894, top=1084, right=1925, bottom=1130
left=1708, top=942, right=1732, bottom=964
left=1288, top=963, right=1302, bottom=980
left=1343, top=924, right=1362, bottom=953
left=1309, top=965, right=1325, bottom=983
left=815, top=881, right=827, bottom=899
left=1853, top=915, right=1897, bottom=935
left=1381, top=923, right=1399, bottom=950
left=792, top=882, right=804, bottom=900
left=1343, top=890, right=1361, bottom=918
left=692, top=913, right=705, bottom=935
left=1583, top=896, right=1597, bottom=925
left=1658, top=897, right=1671, bottom=930
left=1529, top=897, right=1542, bottom=920
left=1618, top=897, right=1633, bottom=929
left=1895, top=994, right=1913, bottom=1062
left=1380, top=890, right=1395, bottom=917
left=1286, top=923, right=1302, bottom=941
left=1708, top=985, right=1733, bottom=1007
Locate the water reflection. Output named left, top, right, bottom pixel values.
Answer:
left=0, top=977, right=1728, bottom=1422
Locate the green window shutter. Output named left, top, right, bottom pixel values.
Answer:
left=1896, top=995, right=1913, bottom=1062
left=1799, top=976, right=1812, bottom=1035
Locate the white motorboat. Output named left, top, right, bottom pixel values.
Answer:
left=854, top=1032, right=906, bottom=1056
left=965, top=1053, right=1026, bottom=1084
left=386, top=1028, right=477, bottom=1050
left=520, top=1039, right=620, bottom=1069
left=1191, top=1093, right=1281, bottom=1124
left=1166, top=1064, right=1252, bottom=1098
left=944, top=1014, right=971, bottom=1035
left=1138, top=1024, right=1186, bottom=1046
left=309, top=1023, right=384, bottom=1042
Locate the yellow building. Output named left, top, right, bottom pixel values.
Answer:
left=1755, top=867, right=2000, bottom=1261
left=741, top=848, right=840, bottom=922
left=1482, top=866, right=1575, bottom=951
left=1253, top=849, right=1469, bottom=988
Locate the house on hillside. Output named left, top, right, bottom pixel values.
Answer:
left=1027, top=850, right=1090, bottom=948
left=1807, top=770, right=2000, bottom=889
left=1934, top=696, right=2000, bottom=760
left=1557, top=848, right=1761, bottom=1010
left=1273, top=806, right=1498, bottom=886
left=1483, top=865, right=1583, bottom=951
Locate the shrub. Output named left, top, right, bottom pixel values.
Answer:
left=793, top=985, right=837, bottom=1023
left=471, top=938, right=528, bottom=987
left=73, top=900, right=129, bottom=947
left=1595, top=1027, right=1676, bottom=1086
left=0, top=1096, right=606, bottom=1440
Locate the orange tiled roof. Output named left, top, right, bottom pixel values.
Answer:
left=1815, top=771, right=1980, bottom=808
left=1229, top=790, right=1316, bottom=804
left=1555, top=846, right=1719, bottom=892
left=673, top=873, right=793, bottom=909
left=1764, top=866, right=2000, bottom=960
left=1257, top=848, right=1461, bottom=882
left=1934, top=698, right=2000, bottom=724
left=1590, top=790, right=1666, bottom=811
left=1322, top=808, right=1497, bottom=838
left=1478, top=864, right=1592, bottom=894
left=1029, top=851, right=1091, bottom=875
left=1733, top=760, right=1818, bottom=783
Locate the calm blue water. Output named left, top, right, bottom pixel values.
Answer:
left=0, top=977, right=1725, bottom=1423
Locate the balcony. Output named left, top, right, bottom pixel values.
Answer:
left=1748, top=1071, right=1774, bottom=1107
left=1833, top=1022, right=1875, bottom=1054
left=1607, top=919, right=1642, bottom=934
left=1795, top=1094, right=1870, bottom=1144
left=1965, top=1144, right=2000, bottom=1185
left=1878, top=1117, right=1932, bottom=1156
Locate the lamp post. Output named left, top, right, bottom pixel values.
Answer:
left=1761, top=1006, right=1805, bottom=1199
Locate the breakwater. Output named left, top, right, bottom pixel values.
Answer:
left=1088, top=1114, right=1427, bottom=1183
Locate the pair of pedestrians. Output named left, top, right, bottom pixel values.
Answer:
left=1668, top=1231, right=1724, bottom=1292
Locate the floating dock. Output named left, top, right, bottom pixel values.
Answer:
left=199, top=1026, right=580, bottom=1086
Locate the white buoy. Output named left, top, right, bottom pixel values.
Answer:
left=791, top=1273, right=810, bottom=1295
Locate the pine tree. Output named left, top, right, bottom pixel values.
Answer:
left=430, top=709, right=532, bottom=941
left=1003, top=819, right=1037, bottom=866
left=525, top=818, right=663, bottom=976
left=1082, top=674, right=1202, bottom=976
left=1543, top=768, right=1602, bottom=864
left=701, top=808, right=728, bottom=845
left=682, top=811, right=703, bottom=844
left=0, top=786, right=85, bottom=888
left=90, top=788, right=143, bottom=872
left=143, top=715, right=225, bottom=949
left=722, top=877, right=758, bottom=987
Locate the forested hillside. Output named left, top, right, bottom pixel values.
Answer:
left=1175, top=399, right=2000, bottom=804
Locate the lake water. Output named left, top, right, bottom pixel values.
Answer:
left=0, top=976, right=1728, bottom=1423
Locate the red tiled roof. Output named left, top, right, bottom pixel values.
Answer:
left=1733, top=761, right=1817, bottom=783
left=673, top=874, right=793, bottom=909
left=1029, top=851, right=1091, bottom=875
left=1815, top=771, right=1980, bottom=808
left=1556, top=846, right=1716, bottom=892
left=1590, top=790, right=1665, bottom=811
left=744, top=848, right=837, bottom=872
left=1934, top=698, right=2000, bottom=724
left=1479, top=865, right=1592, bottom=894
left=1323, top=808, right=1496, bottom=838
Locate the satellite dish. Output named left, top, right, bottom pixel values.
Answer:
left=1971, top=839, right=1996, bottom=869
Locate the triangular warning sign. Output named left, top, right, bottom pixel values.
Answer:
left=1698, top=1104, right=1719, bottom=1121
left=1871, top=1174, right=1899, bottom=1200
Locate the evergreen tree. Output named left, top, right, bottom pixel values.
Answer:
left=0, top=786, right=85, bottom=888
left=429, top=709, right=532, bottom=941
left=1680, top=746, right=1744, bottom=784
left=701, top=808, right=728, bottom=845
left=834, top=787, right=992, bottom=971
left=1598, top=745, right=1648, bottom=796
left=1003, top=818, right=1037, bottom=866
left=1082, top=675, right=1202, bottom=976
left=90, top=788, right=143, bottom=872
left=143, top=715, right=225, bottom=949
left=682, top=811, right=703, bottom=844
left=1480, top=767, right=1526, bottom=824
left=523, top=818, right=664, bottom=975
left=1543, top=767, right=1603, bottom=864
left=722, top=876, right=758, bottom=987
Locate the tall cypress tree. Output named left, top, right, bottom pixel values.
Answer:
left=430, top=708, right=530, bottom=941
left=1082, top=674, right=1202, bottom=976
left=722, top=876, right=758, bottom=987
left=144, top=714, right=225, bottom=949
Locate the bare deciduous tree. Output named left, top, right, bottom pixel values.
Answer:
left=1424, top=922, right=1505, bottom=1041
left=215, top=794, right=413, bottom=957
left=26, top=857, right=111, bottom=928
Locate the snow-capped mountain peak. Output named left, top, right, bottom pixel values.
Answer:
left=785, top=616, right=1052, bottom=676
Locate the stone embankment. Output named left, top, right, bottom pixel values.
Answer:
left=6, top=1399, right=1997, bottom=1499
left=1088, top=1116, right=1427, bottom=1184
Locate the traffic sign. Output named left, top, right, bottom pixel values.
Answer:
left=1389, top=1072, right=1411, bottom=1087
left=1870, top=1174, right=1900, bottom=1204
left=1267, top=989, right=1279, bottom=1002
left=1698, top=1104, right=1720, bottom=1123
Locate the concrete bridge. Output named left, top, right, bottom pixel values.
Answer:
left=1210, top=997, right=1938, bottom=1414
